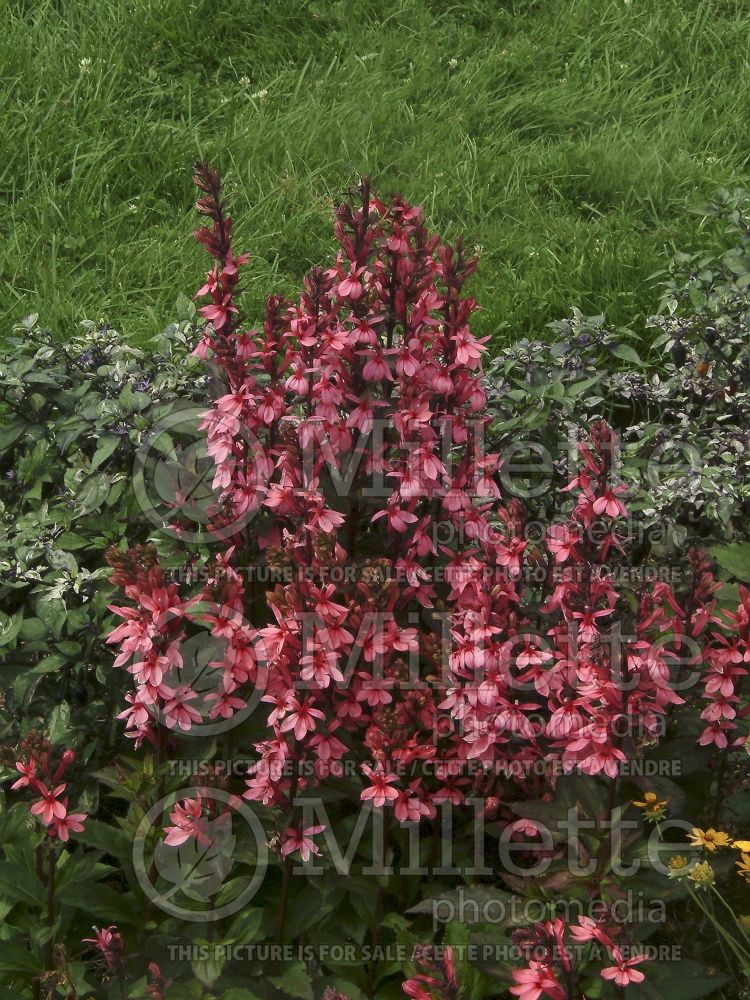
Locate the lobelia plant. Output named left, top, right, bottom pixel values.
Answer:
left=97, top=167, right=750, bottom=998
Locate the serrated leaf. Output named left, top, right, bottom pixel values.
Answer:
left=268, top=962, right=313, bottom=1000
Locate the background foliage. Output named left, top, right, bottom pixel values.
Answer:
left=3, top=0, right=750, bottom=341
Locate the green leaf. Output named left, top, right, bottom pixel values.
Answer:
left=48, top=701, right=71, bottom=744
left=218, top=991, right=263, bottom=1000
left=176, top=291, right=197, bottom=321
left=0, top=861, right=45, bottom=906
left=154, top=981, right=203, bottom=1000
left=13, top=653, right=66, bottom=700
left=0, top=611, right=23, bottom=648
left=90, top=434, right=121, bottom=471
left=19, top=617, right=49, bottom=641
left=55, top=532, right=91, bottom=551
left=630, top=958, right=731, bottom=999
left=566, top=375, right=602, bottom=397
left=47, top=549, right=78, bottom=574
left=0, top=419, right=26, bottom=453
left=75, top=819, right=136, bottom=861
left=226, top=907, right=264, bottom=945
left=710, top=542, right=750, bottom=582
left=34, top=594, right=67, bottom=637
left=611, top=343, right=643, bottom=366
left=192, top=945, right=226, bottom=989
left=0, top=940, right=41, bottom=975
left=74, top=474, right=112, bottom=516
left=268, top=962, right=313, bottom=1000
left=408, top=886, right=523, bottom=928
left=56, top=882, right=140, bottom=924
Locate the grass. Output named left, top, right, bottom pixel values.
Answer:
left=2, top=0, right=750, bottom=344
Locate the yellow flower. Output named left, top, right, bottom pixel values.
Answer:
left=737, top=853, right=750, bottom=882
left=689, top=861, right=715, bottom=888
left=667, top=854, right=691, bottom=878
left=633, top=790, right=669, bottom=815
left=688, top=827, right=732, bottom=851
left=732, top=840, right=750, bottom=852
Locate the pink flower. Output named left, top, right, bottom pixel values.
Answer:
left=569, top=915, right=613, bottom=947
left=199, top=297, right=239, bottom=330
left=279, top=698, right=326, bottom=741
left=163, top=795, right=208, bottom=847
left=30, top=783, right=68, bottom=825
left=337, top=265, right=367, bottom=300
left=10, top=759, right=36, bottom=790
left=83, top=925, right=125, bottom=973
left=509, top=961, right=566, bottom=1000
left=496, top=537, right=527, bottom=577
left=601, top=948, right=646, bottom=986
left=162, top=686, right=203, bottom=731
left=281, top=824, right=326, bottom=861
left=49, top=811, right=87, bottom=842
left=592, top=486, right=628, bottom=518
left=361, top=765, right=400, bottom=807
left=545, top=524, right=580, bottom=563
left=371, top=498, right=418, bottom=533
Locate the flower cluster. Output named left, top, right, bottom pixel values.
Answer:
left=665, top=825, right=750, bottom=887
left=700, top=582, right=750, bottom=749
left=82, top=924, right=169, bottom=996
left=510, top=916, right=646, bottom=998
left=104, top=165, right=750, bottom=867
left=105, top=542, right=257, bottom=748
left=82, top=925, right=126, bottom=976
left=3, top=733, right=86, bottom=842
left=402, top=945, right=459, bottom=1000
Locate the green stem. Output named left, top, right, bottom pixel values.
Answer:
left=710, top=885, right=750, bottom=946
left=275, top=769, right=299, bottom=944
left=45, top=844, right=56, bottom=970
left=688, top=886, right=750, bottom=968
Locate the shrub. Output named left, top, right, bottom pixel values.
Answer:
left=485, top=189, right=750, bottom=558
left=0, top=318, right=201, bottom=765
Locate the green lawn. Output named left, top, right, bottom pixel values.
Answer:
left=3, top=0, right=750, bottom=343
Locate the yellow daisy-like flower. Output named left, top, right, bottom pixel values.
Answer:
left=632, top=790, right=669, bottom=815
left=688, top=827, right=732, bottom=851
left=667, top=854, right=691, bottom=878
left=689, top=860, right=715, bottom=888
left=737, top=853, right=750, bottom=882
left=732, top=840, right=750, bottom=852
